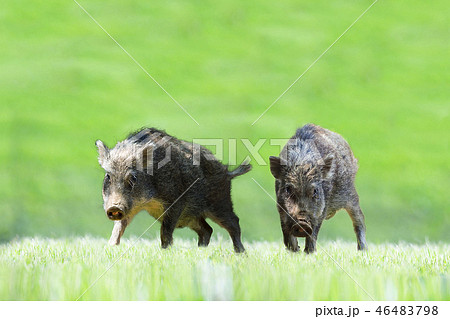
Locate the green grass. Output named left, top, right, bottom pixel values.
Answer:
left=1, top=1, right=449, bottom=242
left=0, top=238, right=448, bottom=300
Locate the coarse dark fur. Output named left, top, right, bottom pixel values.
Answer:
left=96, top=128, right=251, bottom=253
left=269, top=124, right=367, bottom=253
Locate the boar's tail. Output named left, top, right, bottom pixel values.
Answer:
left=228, top=161, right=252, bottom=179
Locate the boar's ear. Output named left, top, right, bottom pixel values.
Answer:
left=320, top=154, right=334, bottom=180
left=269, top=156, right=282, bottom=179
left=95, top=140, right=109, bottom=166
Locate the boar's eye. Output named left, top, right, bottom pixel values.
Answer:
left=103, top=173, right=111, bottom=191
left=127, top=174, right=137, bottom=189
left=312, top=187, right=318, bottom=199
left=285, top=185, right=294, bottom=196
left=285, top=185, right=297, bottom=201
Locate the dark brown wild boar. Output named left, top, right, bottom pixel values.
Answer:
left=96, top=128, right=251, bottom=253
left=269, top=124, right=367, bottom=253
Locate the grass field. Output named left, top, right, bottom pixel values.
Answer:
left=0, top=238, right=448, bottom=301
left=0, top=0, right=448, bottom=302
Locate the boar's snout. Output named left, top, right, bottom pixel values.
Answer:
left=106, top=206, right=125, bottom=221
left=291, top=218, right=313, bottom=237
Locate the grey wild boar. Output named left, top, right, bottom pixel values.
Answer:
left=269, top=124, right=367, bottom=253
left=96, top=128, right=251, bottom=253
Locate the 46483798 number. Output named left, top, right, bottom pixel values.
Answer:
left=376, top=306, right=438, bottom=316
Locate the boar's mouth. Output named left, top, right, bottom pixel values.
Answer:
left=291, top=219, right=312, bottom=237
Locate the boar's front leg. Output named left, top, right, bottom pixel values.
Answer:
left=283, top=231, right=299, bottom=252
left=160, top=218, right=177, bottom=249
left=304, top=220, right=323, bottom=254
left=160, top=201, right=185, bottom=249
left=109, top=219, right=129, bottom=246
left=280, top=214, right=299, bottom=252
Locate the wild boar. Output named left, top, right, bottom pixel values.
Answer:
left=95, top=128, right=251, bottom=253
left=269, top=124, right=367, bottom=253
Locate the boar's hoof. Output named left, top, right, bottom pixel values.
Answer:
left=108, top=238, right=120, bottom=246
left=234, top=245, right=246, bottom=254
left=291, top=221, right=312, bottom=237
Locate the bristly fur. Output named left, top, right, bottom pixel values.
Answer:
left=270, top=123, right=367, bottom=253
left=96, top=127, right=251, bottom=253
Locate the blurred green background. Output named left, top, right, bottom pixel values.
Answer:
left=1, top=0, right=448, bottom=244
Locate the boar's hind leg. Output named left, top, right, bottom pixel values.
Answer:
left=222, top=215, right=245, bottom=253
left=191, top=218, right=213, bottom=247
left=346, top=200, right=367, bottom=251
left=109, top=219, right=129, bottom=246
left=208, top=210, right=245, bottom=253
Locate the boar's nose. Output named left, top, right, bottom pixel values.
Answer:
left=106, top=206, right=124, bottom=220
left=291, top=217, right=313, bottom=238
